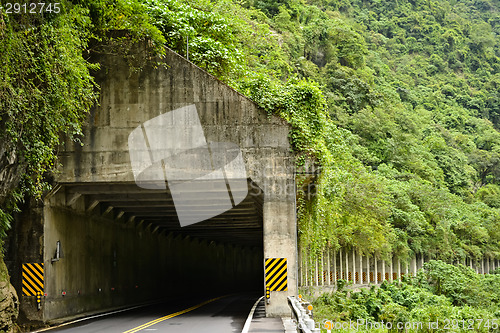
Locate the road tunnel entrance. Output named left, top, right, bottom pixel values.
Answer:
left=38, top=179, right=264, bottom=321
left=8, top=45, right=297, bottom=323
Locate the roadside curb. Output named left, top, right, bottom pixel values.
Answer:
left=241, top=296, right=264, bottom=333
left=282, top=317, right=297, bottom=333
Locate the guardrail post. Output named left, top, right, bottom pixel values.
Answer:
left=326, top=250, right=330, bottom=286
left=315, top=257, right=319, bottom=286
left=345, top=249, right=349, bottom=282
left=397, top=257, right=401, bottom=281
left=389, top=256, right=393, bottom=282
left=305, top=252, right=309, bottom=287
left=360, top=251, right=364, bottom=284
left=339, top=248, right=343, bottom=280
left=333, top=249, right=337, bottom=288
left=382, top=259, right=386, bottom=282
left=288, top=296, right=320, bottom=333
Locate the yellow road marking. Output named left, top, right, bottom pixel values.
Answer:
left=122, top=296, right=226, bottom=333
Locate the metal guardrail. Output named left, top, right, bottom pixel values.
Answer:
left=287, top=296, right=320, bottom=333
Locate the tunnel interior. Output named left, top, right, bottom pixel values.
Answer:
left=41, top=179, right=264, bottom=320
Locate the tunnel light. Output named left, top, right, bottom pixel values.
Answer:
left=51, top=241, right=63, bottom=263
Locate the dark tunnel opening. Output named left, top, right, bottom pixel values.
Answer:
left=7, top=179, right=264, bottom=322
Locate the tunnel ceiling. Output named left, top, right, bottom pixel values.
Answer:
left=61, top=180, right=263, bottom=248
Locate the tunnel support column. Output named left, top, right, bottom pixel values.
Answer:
left=263, top=200, right=297, bottom=317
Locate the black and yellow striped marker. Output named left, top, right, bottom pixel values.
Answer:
left=265, top=258, right=287, bottom=291
left=22, top=263, right=44, bottom=297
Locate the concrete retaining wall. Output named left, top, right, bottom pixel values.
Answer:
left=300, top=247, right=500, bottom=288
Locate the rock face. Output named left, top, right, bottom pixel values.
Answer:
left=0, top=257, right=18, bottom=333
left=0, top=142, right=24, bottom=208
left=0, top=139, right=22, bottom=332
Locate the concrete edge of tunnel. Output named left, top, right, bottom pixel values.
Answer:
left=30, top=299, right=166, bottom=333
left=241, top=296, right=264, bottom=333
left=282, top=317, right=296, bottom=333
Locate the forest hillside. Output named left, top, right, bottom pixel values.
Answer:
left=2, top=0, right=500, bottom=330
left=2, top=0, right=500, bottom=267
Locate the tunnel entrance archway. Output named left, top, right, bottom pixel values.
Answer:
left=39, top=179, right=264, bottom=320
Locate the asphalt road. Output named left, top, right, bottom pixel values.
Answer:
left=43, top=294, right=260, bottom=333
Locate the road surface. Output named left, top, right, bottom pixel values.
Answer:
left=43, top=294, right=260, bottom=333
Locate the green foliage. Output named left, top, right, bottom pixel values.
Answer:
left=2, top=0, right=500, bottom=270
left=234, top=0, right=500, bottom=261
left=239, top=74, right=394, bottom=255
left=0, top=0, right=498, bottom=327
left=145, top=0, right=290, bottom=82
left=0, top=209, right=12, bottom=240
left=310, top=261, right=500, bottom=332
left=420, top=260, right=493, bottom=307
left=159, top=0, right=500, bottom=261
left=0, top=0, right=164, bottom=237
left=146, top=0, right=239, bottom=77
left=1, top=4, right=97, bottom=195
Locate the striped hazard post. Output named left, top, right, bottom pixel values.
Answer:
left=265, top=258, right=287, bottom=291
left=22, top=263, right=44, bottom=297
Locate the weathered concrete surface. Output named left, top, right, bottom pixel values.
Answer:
left=4, top=198, right=44, bottom=326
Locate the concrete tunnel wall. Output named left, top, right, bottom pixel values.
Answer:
left=42, top=189, right=262, bottom=321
